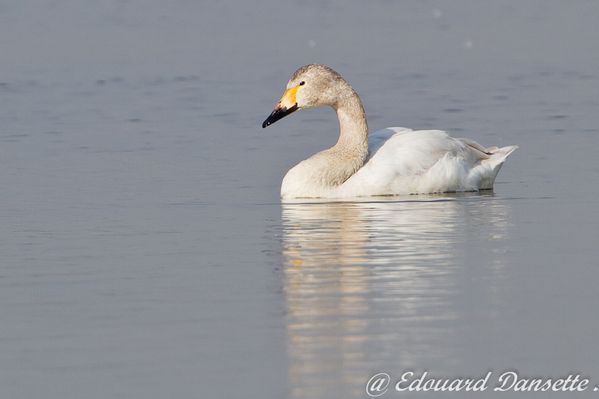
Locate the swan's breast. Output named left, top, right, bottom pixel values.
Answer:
left=281, top=150, right=363, bottom=198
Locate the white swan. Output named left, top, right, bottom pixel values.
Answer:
left=262, top=64, right=517, bottom=199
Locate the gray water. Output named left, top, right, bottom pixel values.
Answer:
left=1, top=1, right=599, bottom=398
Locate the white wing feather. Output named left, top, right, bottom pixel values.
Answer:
left=336, top=128, right=517, bottom=197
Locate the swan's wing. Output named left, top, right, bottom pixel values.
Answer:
left=368, top=127, right=412, bottom=157
left=339, top=129, right=517, bottom=196
left=456, top=137, right=493, bottom=156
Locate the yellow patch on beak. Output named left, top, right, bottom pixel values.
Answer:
left=278, top=85, right=299, bottom=109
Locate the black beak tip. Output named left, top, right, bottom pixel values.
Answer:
left=261, top=104, right=298, bottom=129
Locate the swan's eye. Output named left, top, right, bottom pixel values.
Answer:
left=299, top=81, right=305, bottom=86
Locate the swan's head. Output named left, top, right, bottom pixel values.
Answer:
left=262, top=64, right=349, bottom=128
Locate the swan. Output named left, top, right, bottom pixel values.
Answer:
left=262, top=64, right=517, bottom=199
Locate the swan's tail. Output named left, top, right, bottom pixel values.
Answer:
left=489, top=145, right=518, bottom=159
left=478, top=145, right=518, bottom=189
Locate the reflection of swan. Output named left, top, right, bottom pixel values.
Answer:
left=281, top=195, right=510, bottom=398
left=263, top=64, right=517, bottom=199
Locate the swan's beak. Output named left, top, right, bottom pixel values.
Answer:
left=262, top=85, right=299, bottom=128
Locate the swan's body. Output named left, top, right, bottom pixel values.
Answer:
left=282, top=127, right=517, bottom=198
left=263, top=65, right=517, bottom=199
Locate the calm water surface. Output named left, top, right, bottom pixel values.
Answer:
left=1, top=1, right=599, bottom=398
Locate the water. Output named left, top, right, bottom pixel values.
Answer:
left=1, top=1, right=599, bottom=398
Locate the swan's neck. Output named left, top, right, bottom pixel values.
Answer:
left=281, top=86, right=369, bottom=198
left=332, top=91, right=369, bottom=162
